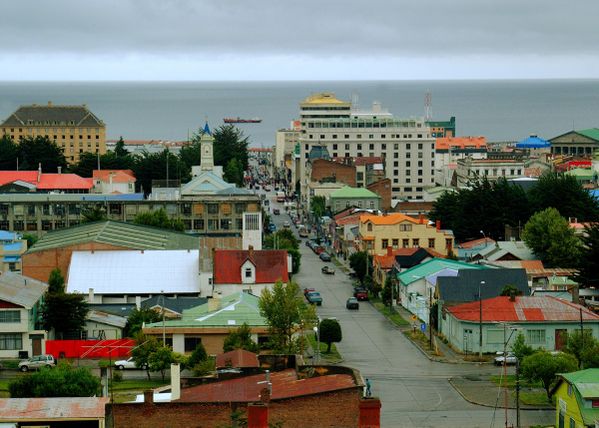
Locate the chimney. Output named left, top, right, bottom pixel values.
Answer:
left=143, top=390, right=154, bottom=405
left=37, top=163, right=42, bottom=183
left=386, top=246, right=392, bottom=257
left=436, top=220, right=441, bottom=231
left=57, top=166, right=62, bottom=174
left=170, top=363, right=181, bottom=400
left=419, top=214, right=424, bottom=224
left=88, top=288, right=94, bottom=302
left=208, top=293, right=221, bottom=312
left=359, top=398, right=382, bottom=428
left=135, top=295, right=142, bottom=309
left=247, top=403, right=268, bottom=428
left=571, top=284, right=579, bottom=304
left=248, top=245, right=254, bottom=259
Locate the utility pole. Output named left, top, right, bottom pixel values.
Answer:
left=516, top=359, right=521, bottom=428
left=429, top=288, right=433, bottom=349
left=479, top=280, right=485, bottom=357
left=580, top=307, right=584, bottom=369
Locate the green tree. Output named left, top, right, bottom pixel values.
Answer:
left=311, top=195, right=326, bottom=218
left=187, top=342, right=208, bottom=368
left=123, top=307, right=161, bottom=338
left=520, top=350, right=578, bottom=399
left=48, top=268, right=65, bottom=294
left=564, top=329, right=599, bottom=369
left=319, top=318, right=342, bottom=353
left=575, top=223, right=599, bottom=289
left=178, top=140, right=202, bottom=171
left=522, top=207, right=581, bottom=267
left=81, top=205, right=107, bottom=223
left=224, top=158, right=244, bottom=186
left=500, top=284, right=523, bottom=296
left=69, top=151, right=134, bottom=177
left=349, top=251, right=373, bottom=285
left=259, top=281, right=316, bottom=353
left=148, top=345, right=178, bottom=381
left=223, top=322, right=260, bottom=353
left=114, top=136, right=129, bottom=157
left=510, top=332, right=533, bottom=362
left=133, top=208, right=185, bottom=231
left=0, top=134, right=18, bottom=170
left=16, top=136, right=68, bottom=172
left=9, top=362, right=100, bottom=398
left=529, top=172, right=599, bottom=222
left=212, top=124, right=249, bottom=172
left=42, top=293, right=89, bottom=339
left=132, top=149, right=190, bottom=195
left=22, top=233, right=39, bottom=249
left=131, top=334, right=160, bottom=380
left=264, top=230, right=301, bottom=274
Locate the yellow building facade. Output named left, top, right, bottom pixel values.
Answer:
left=359, top=213, right=455, bottom=257
left=0, top=102, right=106, bottom=163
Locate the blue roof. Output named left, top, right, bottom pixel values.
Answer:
left=81, top=193, right=145, bottom=202
left=515, top=136, right=550, bottom=149
left=425, top=268, right=459, bottom=286
left=590, top=189, right=599, bottom=200
left=2, top=242, right=23, bottom=252
left=0, top=231, right=16, bottom=241
left=3, top=256, right=20, bottom=263
left=203, top=122, right=211, bottom=135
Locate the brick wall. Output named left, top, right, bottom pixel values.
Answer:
left=108, top=388, right=362, bottom=428
left=367, top=179, right=392, bottom=211
left=311, top=159, right=356, bottom=187
left=22, top=242, right=127, bottom=283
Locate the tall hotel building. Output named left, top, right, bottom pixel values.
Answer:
left=298, top=93, right=436, bottom=201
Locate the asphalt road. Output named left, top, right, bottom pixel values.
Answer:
left=265, top=192, right=553, bottom=428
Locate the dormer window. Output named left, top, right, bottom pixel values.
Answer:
left=245, top=268, right=252, bottom=278
left=367, top=222, right=373, bottom=232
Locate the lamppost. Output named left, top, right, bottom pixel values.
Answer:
left=313, top=325, right=320, bottom=364
left=479, top=280, right=485, bottom=357
left=159, top=290, right=166, bottom=346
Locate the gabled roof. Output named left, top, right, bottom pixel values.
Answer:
left=555, top=369, right=599, bottom=426
left=437, top=268, right=528, bottom=303
left=361, top=213, right=420, bottom=226
left=215, top=349, right=260, bottom=369
left=331, top=186, right=379, bottom=199
left=0, top=272, right=47, bottom=308
left=178, top=368, right=356, bottom=403
left=0, top=171, right=93, bottom=190
left=1, top=104, right=104, bottom=127
left=27, top=220, right=199, bottom=253
left=458, top=237, right=496, bottom=250
left=87, top=310, right=127, bottom=328
left=375, top=247, right=420, bottom=270
left=577, top=128, right=599, bottom=141
left=147, top=292, right=266, bottom=328
left=141, top=295, right=207, bottom=315
left=398, top=258, right=486, bottom=286
left=446, top=296, right=599, bottom=323
left=92, top=169, right=136, bottom=183
left=0, top=397, right=108, bottom=421
left=425, top=268, right=459, bottom=286
left=213, top=249, right=289, bottom=284
left=476, top=241, right=535, bottom=261
left=180, top=170, right=249, bottom=196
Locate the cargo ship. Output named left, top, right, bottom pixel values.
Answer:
left=223, top=117, right=262, bottom=124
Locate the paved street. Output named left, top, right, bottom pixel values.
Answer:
left=265, top=193, right=553, bottom=427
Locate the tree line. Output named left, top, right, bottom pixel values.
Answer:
left=0, top=124, right=249, bottom=194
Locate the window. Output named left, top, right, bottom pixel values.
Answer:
left=0, top=311, right=20, bottom=323
left=486, top=329, right=504, bottom=344
left=207, top=204, right=219, bottom=214
left=367, top=223, right=373, bottom=232
left=569, top=418, right=575, bottom=428
left=0, top=333, right=22, bottom=350
left=567, top=384, right=572, bottom=397
left=402, top=239, right=409, bottom=248
left=184, top=337, right=202, bottom=353
left=382, top=239, right=388, bottom=249
left=220, top=219, right=230, bottom=230
left=428, top=238, right=435, bottom=248
left=245, top=268, right=253, bottom=278
left=399, top=224, right=412, bottom=232
left=208, top=219, right=218, bottom=230
left=412, top=239, right=419, bottom=247
left=333, top=144, right=338, bottom=150
left=392, top=239, right=399, bottom=248
left=526, top=329, right=545, bottom=344
left=445, top=238, right=453, bottom=249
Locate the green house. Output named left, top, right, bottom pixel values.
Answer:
left=329, top=186, right=380, bottom=213
left=553, top=369, right=599, bottom=428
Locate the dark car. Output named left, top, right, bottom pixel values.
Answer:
left=319, top=252, right=331, bottom=262
left=346, top=297, right=359, bottom=310
left=306, top=292, right=323, bottom=306
left=353, top=287, right=369, bottom=301
left=273, top=208, right=280, bottom=215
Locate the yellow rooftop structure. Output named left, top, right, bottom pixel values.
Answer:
left=301, top=92, right=350, bottom=106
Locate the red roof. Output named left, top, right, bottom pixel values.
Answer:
left=458, top=237, right=496, bottom=249
left=178, top=369, right=356, bottom=403
left=215, top=349, right=260, bottom=369
left=447, top=296, right=599, bottom=323
left=0, top=397, right=108, bottom=420
left=213, top=250, right=289, bottom=284
left=0, top=171, right=93, bottom=190
left=436, top=136, right=487, bottom=150
left=93, top=169, right=136, bottom=183
left=374, top=248, right=419, bottom=269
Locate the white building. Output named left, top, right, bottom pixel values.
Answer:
left=92, top=169, right=136, bottom=194
left=297, top=93, right=436, bottom=201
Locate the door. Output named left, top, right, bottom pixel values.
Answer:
left=555, top=329, right=568, bottom=351
left=32, top=337, right=42, bottom=356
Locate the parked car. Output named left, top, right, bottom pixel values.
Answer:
left=303, top=287, right=316, bottom=295
left=353, top=287, right=369, bottom=301
left=272, top=208, right=280, bottom=215
left=283, top=221, right=291, bottom=228
left=18, top=354, right=55, bottom=372
left=313, top=246, right=325, bottom=255
left=319, top=252, right=332, bottom=262
left=346, top=297, right=359, bottom=310
left=306, top=291, right=323, bottom=306
left=115, top=357, right=148, bottom=370
left=494, top=352, right=518, bottom=366
left=321, top=266, right=335, bottom=275
left=298, top=226, right=309, bottom=238
left=268, top=223, right=277, bottom=233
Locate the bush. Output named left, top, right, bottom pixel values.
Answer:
left=187, top=343, right=208, bottom=368
left=112, top=370, right=123, bottom=382
left=9, top=362, right=100, bottom=398
left=193, top=357, right=216, bottom=377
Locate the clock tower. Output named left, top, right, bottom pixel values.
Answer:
left=200, top=122, right=214, bottom=171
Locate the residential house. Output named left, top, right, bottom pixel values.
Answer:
left=359, top=213, right=455, bottom=257
left=457, top=237, right=496, bottom=261
left=0, top=272, right=47, bottom=358
left=84, top=310, right=127, bottom=340
left=440, top=295, right=599, bottom=354
left=67, top=249, right=204, bottom=304
left=143, top=292, right=269, bottom=355
left=0, top=397, right=108, bottom=427
left=0, top=168, right=93, bottom=193
left=330, top=186, right=381, bottom=213
left=397, top=258, right=487, bottom=322
left=0, top=230, right=27, bottom=274
left=22, top=220, right=199, bottom=283
left=91, top=169, right=136, bottom=194
left=472, top=240, right=536, bottom=262
left=552, top=369, right=599, bottom=428
left=212, top=248, right=290, bottom=297
left=372, top=247, right=435, bottom=288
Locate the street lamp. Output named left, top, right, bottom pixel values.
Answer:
left=160, top=290, right=166, bottom=346
left=479, top=280, right=485, bottom=357
left=313, top=325, right=320, bottom=364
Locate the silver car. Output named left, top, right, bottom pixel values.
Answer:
left=19, top=354, right=55, bottom=372
left=494, top=352, right=518, bottom=366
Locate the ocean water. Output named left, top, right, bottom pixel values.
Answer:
left=0, top=80, right=598, bottom=147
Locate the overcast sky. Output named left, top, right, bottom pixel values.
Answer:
left=2, top=0, right=599, bottom=80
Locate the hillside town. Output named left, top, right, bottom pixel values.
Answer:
left=0, top=94, right=598, bottom=428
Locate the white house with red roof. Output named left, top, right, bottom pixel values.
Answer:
left=440, top=295, right=599, bottom=354
left=211, top=247, right=291, bottom=297
left=0, top=168, right=92, bottom=193
left=92, top=169, right=136, bottom=194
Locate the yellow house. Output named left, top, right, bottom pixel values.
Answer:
left=0, top=102, right=106, bottom=164
left=359, top=213, right=455, bottom=257
left=552, top=369, right=599, bottom=428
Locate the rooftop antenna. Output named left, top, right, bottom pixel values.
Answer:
left=424, top=91, right=432, bottom=121
left=351, top=92, right=359, bottom=112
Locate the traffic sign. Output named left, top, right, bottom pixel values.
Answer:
left=420, top=323, right=426, bottom=332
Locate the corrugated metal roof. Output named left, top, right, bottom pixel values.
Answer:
left=28, top=221, right=199, bottom=253
left=0, top=272, right=47, bottom=308
left=88, top=310, right=127, bottom=328
left=0, top=397, right=108, bottom=420
left=213, top=250, right=289, bottom=284
left=215, top=349, right=260, bottom=369
left=398, top=258, right=486, bottom=285
left=67, top=250, right=200, bottom=295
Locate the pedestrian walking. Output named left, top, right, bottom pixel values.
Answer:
left=365, top=378, right=372, bottom=397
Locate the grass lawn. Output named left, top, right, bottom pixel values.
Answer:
left=371, top=298, right=410, bottom=327
left=306, top=333, right=342, bottom=363
left=490, top=374, right=542, bottom=389
left=110, top=379, right=167, bottom=391
left=490, top=375, right=551, bottom=407
left=518, top=390, right=552, bottom=406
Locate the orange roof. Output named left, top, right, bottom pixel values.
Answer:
left=0, top=171, right=93, bottom=190
left=360, top=213, right=421, bottom=225
left=93, top=169, right=136, bottom=183
left=436, top=136, right=487, bottom=150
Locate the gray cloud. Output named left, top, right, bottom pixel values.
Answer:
left=3, top=0, right=599, bottom=57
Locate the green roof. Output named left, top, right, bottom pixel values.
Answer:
left=330, top=186, right=379, bottom=199
left=398, top=258, right=487, bottom=286
left=566, top=168, right=595, bottom=179
left=578, top=128, right=599, bottom=142
left=559, top=369, right=599, bottom=426
left=27, top=221, right=199, bottom=253
left=146, top=292, right=267, bottom=328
